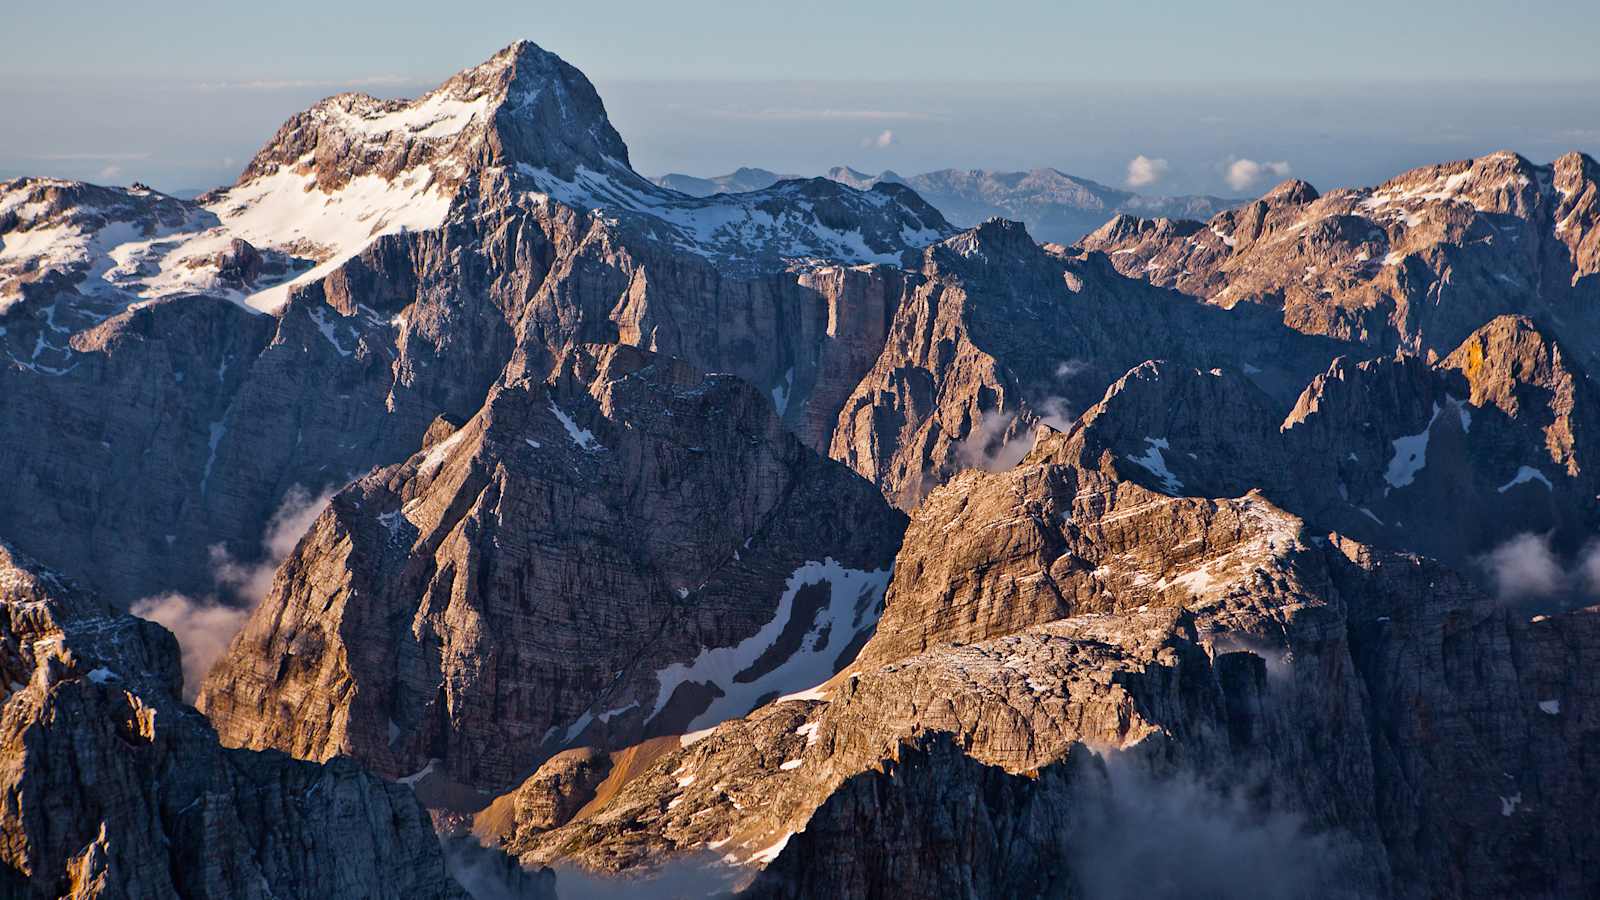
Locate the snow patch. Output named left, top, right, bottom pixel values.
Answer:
left=795, top=721, right=820, bottom=746
left=516, top=161, right=941, bottom=269
left=748, top=833, right=793, bottom=866
left=330, top=93, right=489, bottom=141
left=1498, top=466, right=1553, bottom=493
left=418, top=427, right=468, bottom=476
left=548, top=398, right=603, bottom=450
left=771, top=367, right=795, bottom=417
left=1127, top=437, right=1183, bottom=494
left=308, top=307, right=354, bottom=356
left=397, top=759, right=438, bottom=786
left=646, top=559, right=891, bottom=733
left=680, top=726, right=717, bottom=748
left=1384, top=403, right=1442, bottom=490
left=218, top=163, right=456, bottom=313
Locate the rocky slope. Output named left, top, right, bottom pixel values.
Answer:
left=828, top=165, right=1240, bottom=243
left=1080, top=150, right=1600, bottom=368
left=498, top=424, right=1600, bottom=898
left=0, top=541, right=465, bottom=899
left=0, top=41, right=950, bottom=607
left=198, top=343, right=905, bottom=797
left=827, top=217, right=1350, bottom=508
left=1035, top=314, right=1599, bottom=573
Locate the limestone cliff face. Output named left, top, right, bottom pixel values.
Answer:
left=199, top=344, right=905, bottom=795
left=743, top=734, right=1103, bottom=899
left=827, top=218, right=1349, bottom=509
left=0, top=542, right=464, bottom=899
left=1036, top=315, right=1598, bottom=571
left=502, top=431, right=1600, bottom=898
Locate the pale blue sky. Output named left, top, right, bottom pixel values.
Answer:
left=4, top=0, right=1597, bottom=195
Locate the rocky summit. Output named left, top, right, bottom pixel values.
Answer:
left=1, top=27, right=1598, bottom=900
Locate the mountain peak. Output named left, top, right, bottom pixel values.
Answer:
left=448, top=39, right=631, bottom=175
left=934, top=217, right=1043, bottom=265
left=1261, top=178, right=1319, bottom=206
left=238, top=39, right=628, bottom=192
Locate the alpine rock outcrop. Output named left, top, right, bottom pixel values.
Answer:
left=1081, top=151, right=1600, bottom=366
left=497, top=420, right=1600, bottom=898
left=827, top=217, right=1350, bottom=508
left=198, top=343, right=905, bottom=796
left=0, top=541, right=464, bottom=899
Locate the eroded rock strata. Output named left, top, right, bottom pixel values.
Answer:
left=0, top=542, right=464, bottom=899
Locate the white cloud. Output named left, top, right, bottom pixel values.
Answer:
left=131, top=484, right=336, bottom=698
left=957, top=409, right=1035, bottom=473
left=1055, top=359, right=1090, bottom=379
left=1481, top=532, right=1565, bottom=599
left=97, top=164, right=124, bottom=182
left=1225, top=158, right=1292, bottom=192
left=1125, top=155, right=1170, bottom=189
left=861, top=129, right=896, bottom=149
left=209, top=484, right=336, bottom=606
left=131, top=593, right=252, bottom=698
left=1476, top=532, right=1600, bottom=603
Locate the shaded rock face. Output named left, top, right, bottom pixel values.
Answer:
left=198, top=344, right=906, bottom=794
left=502, top=432, right=1600, bottom=899
left=1080, top=150, right=1600, bottom=369
left=743, top=734, right=1100, bottom=900
left=828, top=218, right=1353, bottom=508
left=1047, top=316, right=1598, bottom=574
left=0, top=542, right=464, bottom=900
left=213, top=238, right=263, bottom=285
left=0, top=273, right=506, bottom=607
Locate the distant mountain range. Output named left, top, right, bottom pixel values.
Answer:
left=654, top=165, right=1241, bottom=243
left=654, top=166, right=803, bottom=197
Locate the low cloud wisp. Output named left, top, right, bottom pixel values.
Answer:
left=1125, top=154, right=1169, bottom=188
left=1478, top=532, right=1600, bottom=602
left=1225, top=158, right=1292, bottom=191
left=131, top=485, right=336, bottom=698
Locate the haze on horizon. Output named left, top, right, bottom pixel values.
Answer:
left=4, top=0, right=1597, bottom=199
